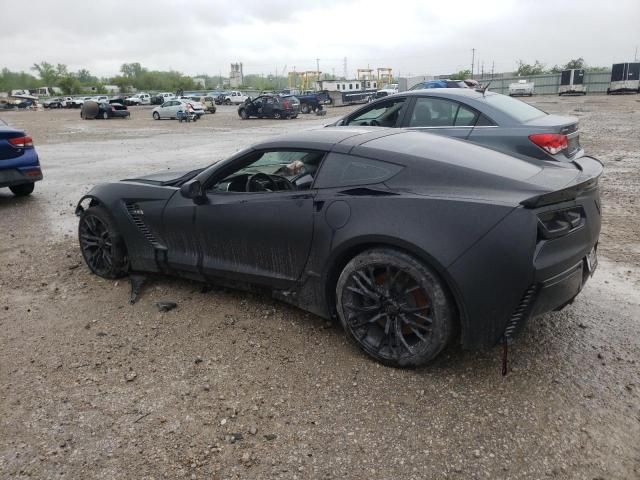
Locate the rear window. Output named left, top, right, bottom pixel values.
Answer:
left=484, top=94, right=546, bottom=122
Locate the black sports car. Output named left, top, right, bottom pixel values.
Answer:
left=75, top=128, right=602, bottom=367
left=238, top=95, right=300, bottom=119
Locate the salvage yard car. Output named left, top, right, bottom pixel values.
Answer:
left=332, top=89, right=584, bottom=164
left=238, top=95, right=300, bottom=119
left=81, top=101, right=130, bottom=119
left=152, top=99, right=204, bottom=120
left=75, top=127, right=602, bottom=367
left=0, top=118, right=43, bottom=196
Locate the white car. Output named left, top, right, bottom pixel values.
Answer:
left=508, top=79, right=535, bottom=96
left=223, top=91, right=249, bottom=105
left=92, top=96, right=109, bottom=103
left=152, top=100, right=205, bottom=120
left=125, top=93, right=151, bottom=105
left=70, top=96, right=95, bottom=108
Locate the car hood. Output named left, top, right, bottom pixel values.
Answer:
left=121, top=168, right=204, bottom=186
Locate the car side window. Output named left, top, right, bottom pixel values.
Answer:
left=346, top=98, right=407, bottom=127
left=314, top=153, right=403, bottom=189
left=475, top=114, right=496, bottom=126
left=210, top=150, right=326, bottom=193
left=454, top=105, right=478, bottom=126
left=409, top=97, right=478, bottom=127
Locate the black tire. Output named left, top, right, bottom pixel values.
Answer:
left=78, top=205, right=128, bottom=279
left=239, top=108, right=248, bottom=119
left=153, top=111, right=160, bottom=120
left=225, top=99, right=231, bottom=105
left=102, top=111, right=109, bottom=120
left=273, top=111, right=282, bottom=119
left=9, top=183, right=34, bottom=196
left=300, top=103, right=311, bottom=114
left=336, top=248, right=454, bottom=367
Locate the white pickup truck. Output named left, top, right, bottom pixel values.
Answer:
left=223, top=91, right=249, bottom=105
left=508, top=79, right=535, bottom=96
left=125, top=93, right=151, bottom=105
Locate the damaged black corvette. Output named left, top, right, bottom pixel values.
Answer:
left=76, top=127, right=602, bottom=367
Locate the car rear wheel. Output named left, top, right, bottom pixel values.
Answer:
left=9, top=183, right=35, bottom=196
left=336, top=248, right=454, bottom=367
left=79, top=205, right=128, bottom=279
left=273, top=112, right=282, bottom=119
left=239, top=108, right=248, bottom=119
left=153, top=112, right=160, bottom=120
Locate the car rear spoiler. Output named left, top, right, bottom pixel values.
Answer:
left=520, top=156, right=603, bottom=208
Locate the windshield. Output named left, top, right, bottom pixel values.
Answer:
left=382, top=84, right=397, bottom=90
left=484, top=94, right=546, bottom=122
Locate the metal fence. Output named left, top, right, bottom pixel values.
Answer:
left=479, top=72, right=612, bottom=95
left=399, top=72, right=613, bottom=95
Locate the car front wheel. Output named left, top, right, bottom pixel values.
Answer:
left=336, top=248, right=454, bottom=367
left=239, top=108, right=248, bottom=119
left=153, top=112, right=160, bottom=120
left=9, top=183, right=35, bottom=196
left=78, top=205, right=128, bottom=279
left=102, top=111, right=109, bottom=119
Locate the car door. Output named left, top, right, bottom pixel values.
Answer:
left=261, top=96, right=275, bottom=117
left=194, top=149, right=319, bottom=288
left=402, top=96, right=479, bottom=140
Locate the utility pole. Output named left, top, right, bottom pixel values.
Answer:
left=343, top=57, right=348, bottom=79
left=471, top=48, right=475, bottom=76
left=491, top=61, right=495, bottom=78
left=316, top=58, right=320, bottom=76
left=635, top=46, right=638, bottom=61
left=481, top=61, right=484, bottom=80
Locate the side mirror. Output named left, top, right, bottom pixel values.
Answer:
left=180, top=180, right=207, bottom=204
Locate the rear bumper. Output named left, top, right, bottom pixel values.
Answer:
left=0, top=166, right=43, bottom=188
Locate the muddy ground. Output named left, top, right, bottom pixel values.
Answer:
left=0, top=98, right=639, bottom=479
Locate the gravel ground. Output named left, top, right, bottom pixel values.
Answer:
left=0, top=97, right=639, bottom=479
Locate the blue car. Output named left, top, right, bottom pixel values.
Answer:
left=409, top=79, right=468, bottom=90
left=0, top=119, right=43, bottom=196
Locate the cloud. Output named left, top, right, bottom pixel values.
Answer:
left=1, top=0, right=638, bottom=79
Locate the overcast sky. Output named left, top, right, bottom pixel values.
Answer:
left=2, top=0, right=639, bottom=79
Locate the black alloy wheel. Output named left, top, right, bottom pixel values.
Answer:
left=337, top=249, right=453, bottom=367
left=79, top=206, right=128, bottom=279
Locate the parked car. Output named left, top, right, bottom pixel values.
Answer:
left=43, top=97, right=71, bottom=108
left=290, top=91, right=330, bottom=113
left=125, top=93, right=151, bottom=106
left=75, top=126, right=602, bottom=367
left=509, top=80, right=535, bottom=96
left=92, top=95, right=110, bottom=103
left=184, top=95, right=216, bottom=113
left=0, top=118, right=43, bottom=196
left=152, top=100, right=204, bottom=120
left=81, top=101, right=130, bottom=119
left=331, top=89, right=585, bottom=164
left=409, top=79, right=469, bottom=90
left=238, top=95, right=300, bottom=119
left=213, top=92, right=229, bottom=105
left=69, top=96, right=94, bottom=108
left=370, top=83, right=399, bottom=102
left=223, top=91, right=249, bottom=105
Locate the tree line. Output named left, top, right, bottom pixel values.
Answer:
left=0, top=62, right=212, bottom=94
left=449, top=58, right=609, bottom=80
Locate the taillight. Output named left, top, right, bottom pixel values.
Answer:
left=528, top=133, right=568, bottom=155
left=283, top=100, right=289, bottom=109
left=537, top=206, right=584, bottom=240
left=8, top=136, right=33, bottom=148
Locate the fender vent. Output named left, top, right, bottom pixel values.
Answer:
left=125, top=202, right=161, bottom=248
left=504, top=284, right=538, bottom=342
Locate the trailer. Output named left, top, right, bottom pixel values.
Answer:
left=607, top=62, right=640, bottom=94
left=559, top=69, right=586, bottom=95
